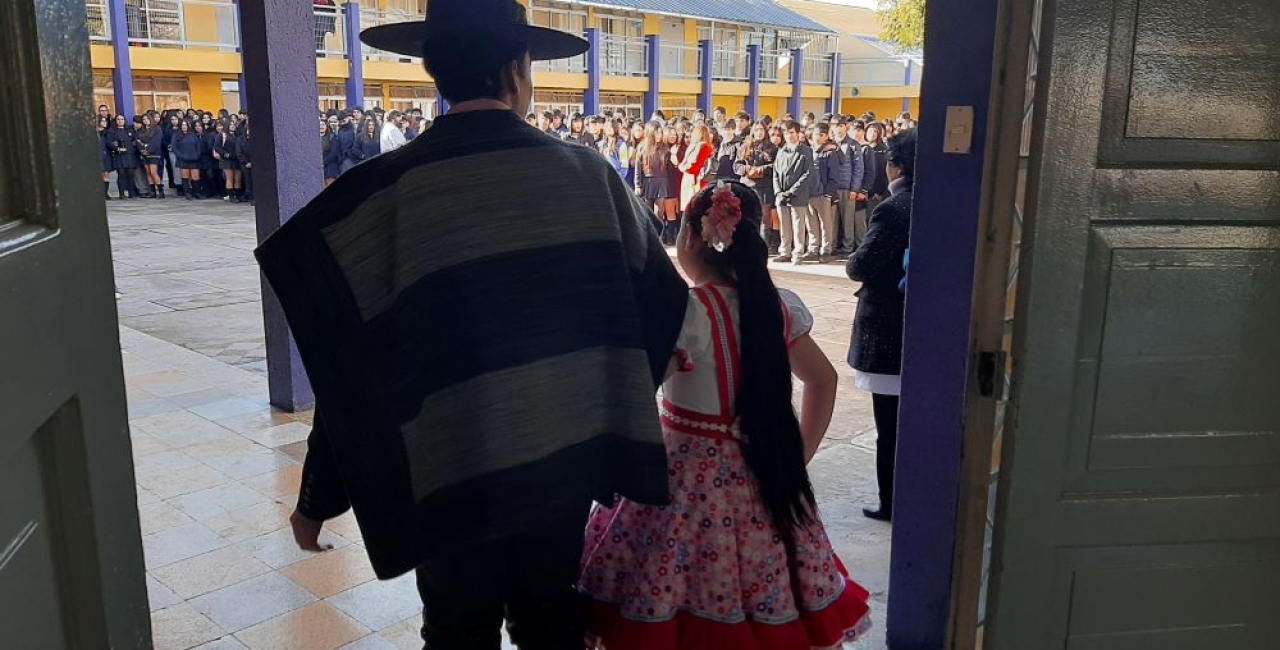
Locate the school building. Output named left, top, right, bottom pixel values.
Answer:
left=87, top=0, right=921, bottom=120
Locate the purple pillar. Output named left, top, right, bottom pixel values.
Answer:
left=644, top=34, right=660, bottom=119
left=585, top=28, right=601, bottom=115
left=888, top=0, right=999, bottom=647
left=344, top=2, right=364, bottom=108
left=240, top=0, right=322, bottom=411
left=787, top=48, right=803, bottom=117
left=829, top=52, right=842, bottom=115
left=746, top=44, right=761, bottom=119
left=107, top=0, right=134, bottom=117
left=438, top=97, right=449, bottom=116
left=698, top=40, right=713, bottom=115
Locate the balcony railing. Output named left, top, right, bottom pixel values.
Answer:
left=313, top=6, right=346, bottom=58
left=534, top=31, right=588, bottom=74
left=659, top=43, right=701, bottom=80
left=123, top=0, right=239, bottom=51
left=710, top=47, right=749, bottom=82
left=88, top=0, right=111, bottom=42
left=802, top=54, right=834, bottom=85
left=758, top=49, right=789, bottom=83
left=599, top=34, right=647, bottom=77
left=360, top=8, right=418, bottom=62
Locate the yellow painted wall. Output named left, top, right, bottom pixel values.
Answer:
left=130, top=48, right=240, bottom=74
left=601, top=77, right=648, bottom=93
left=91, top=45, right=115, bottom=69
left=842, top=97, right=912, bottom=119
left=643, top=15, right=662, bottom=35
left=185, top=72, right=226, bottom=111
left=659, top=79, right=701, bottom=95
left=712, top=95, right=746, bottom=112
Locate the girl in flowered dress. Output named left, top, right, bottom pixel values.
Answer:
left=579, top=181, right=872, bottom=650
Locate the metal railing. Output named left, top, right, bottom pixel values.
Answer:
left=360, top=8, right=418, bottom=62
left=842, top=58, right=912, bottom=87
left=599, top=34, right=647, bottom=77
left=710, top=47, right=749, bottom=82
left=534, top=31, right=588, bottom=74
left=313, top=6, right=346, bottom=58
left=87, top=0, right=111, bottom=42
left=802, top=54, right=834, bottom=85
left=758, top=49, right=789, bottom=83
left=659, top=43, right=701, bottom=79
left=123, top=0, right=239, bottom=51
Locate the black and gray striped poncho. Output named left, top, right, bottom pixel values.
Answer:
left=255, top=110, right=689, bottom=579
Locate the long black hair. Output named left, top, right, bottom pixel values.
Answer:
left=685, top=181, right=818, bottom=541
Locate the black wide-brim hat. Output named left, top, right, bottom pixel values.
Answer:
left=360, top=0, right=589, bottom=61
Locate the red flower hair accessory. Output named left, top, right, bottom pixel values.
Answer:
left=702, top=182, right=743, bottom=253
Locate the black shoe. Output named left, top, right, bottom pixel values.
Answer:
left=862, top=506, right=892, bottom=522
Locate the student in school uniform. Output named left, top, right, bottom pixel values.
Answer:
left=321, top=118, right=343, bottom=187
left=97, top=116, right=115, bottom=200
left=199, top=121, right=221, bottom=198
left=106, top=115, right=139, bottom=199
left=163, top=112, right=183, bottom=196
left=237, top=122, right=253, bottom=204
left=137, top=114, right=166, bottom=199
left=172, top=119, right=204, bottom=201
left=212, top=120, right=244, bottom=202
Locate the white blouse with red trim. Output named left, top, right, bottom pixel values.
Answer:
left=663, top=285, right=814, bottom=419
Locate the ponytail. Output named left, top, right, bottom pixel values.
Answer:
left=686, top=183, right=817, bottom=542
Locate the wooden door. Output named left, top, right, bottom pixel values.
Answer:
left=0, top=0, right=150, bottom=647
left=986, top=0, right=1280, bottom=648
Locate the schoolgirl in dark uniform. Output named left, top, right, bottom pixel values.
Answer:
left=236, top=122, right=253, bottom=203
left=163, top=112, right=182, bottom=195
left=173, top=120, right=204, bottom=200
left=321, top=118, right=342, bottom=186
left=106, top=115, right=138, bottom=199
left=212, top=120, right=243, bottom=202
left=352, top=117, right=381, bottom=165
left=137, top=114, right=166, bottom=198
left=196, top=120, right=218, bottom=198
left=97, top=116, right=114, bottom=200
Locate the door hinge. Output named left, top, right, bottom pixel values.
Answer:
left=976, top=350, right=1007, bottom=399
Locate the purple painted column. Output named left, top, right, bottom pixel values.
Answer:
left=787, top=48, right=803, bottom=117
left=698, top=40, right=713, bottom=115
left=888, top=0, right=999, bottom=647
left=746, top=44, right=761, bottom=119
left=584, top=28, right=601, bottom=115
left=829, top=52, right=842, bottom=115
left=438, top=97, right=449, bottom=116
left=240, top=0, right=322, bottom=411
left=235, top=1, right=248, bottom=111
left=903, top=60, right=915, bottom=114
left=344, top=2, right=364, bottom=108
left=107, top=0, right=134, bottom=117
left=644, top=34, right=660, bottom=119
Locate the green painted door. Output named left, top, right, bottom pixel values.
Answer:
left=986, top=0, right=1280, bottom=648
left=0, top=0, right=150, bottom=647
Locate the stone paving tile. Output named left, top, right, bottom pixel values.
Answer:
left=234, top=602, right=369, bottom=650
left=151, top=603, right=228, bottom=650
left=188, top=573, right=318, bottom=634
left=150, top=546, right=275, bottom=600
left=325, top=574, right=423, bottom=632
left=143, top=522, right=232, bottom=571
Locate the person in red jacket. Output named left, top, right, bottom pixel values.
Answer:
left=675, top=123, right=715, bottom=212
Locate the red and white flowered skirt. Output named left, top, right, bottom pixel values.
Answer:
left=578, top=425, right=872, bottom=650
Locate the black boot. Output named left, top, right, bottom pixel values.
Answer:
left=183, top=179, right=193, bottom=200
left=116, top=175, right=129, bottom=199
left=103, top=181, right=112, bottom=200
left=157, top=185, right=165, bottom=199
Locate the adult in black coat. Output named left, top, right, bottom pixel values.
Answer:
left=321, top=118, right=343, bottom=185
left=846, top=127, right=915, bottom=522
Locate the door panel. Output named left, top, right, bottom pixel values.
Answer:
left=987, top=0, right=1280, bottom=647
left=0, top=0, right=149, bottom=647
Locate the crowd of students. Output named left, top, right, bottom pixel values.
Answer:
left=528, top=105, right=917, bottom=263
left=96, top=104, right=253, bottom=202
left=321, top=106, right=433, bottom=185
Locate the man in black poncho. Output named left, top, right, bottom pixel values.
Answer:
left=254, top=1, right=689, bottom=647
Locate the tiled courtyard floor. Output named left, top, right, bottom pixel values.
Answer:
left=109, top=198, right=890, bottom=650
